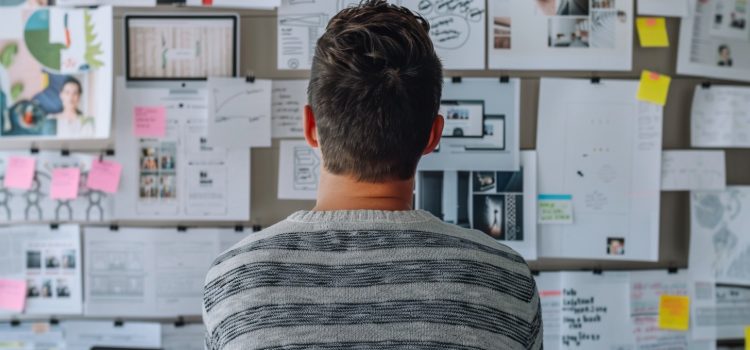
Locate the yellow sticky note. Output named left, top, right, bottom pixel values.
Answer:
left=637, top=17, right=669, bottom=47
left=637, top=70, right=671, bottom=106
left=745, top=326, right=749, bottom=350
left=658, top=295, right=690, bottom=331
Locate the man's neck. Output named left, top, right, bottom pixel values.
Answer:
left=313, top=170, right=414, bottom=211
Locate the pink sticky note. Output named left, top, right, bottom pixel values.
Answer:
left=86, top=160, right=122, bottom=194
left=134, top=106, right=166, bottom=137
left=0, top=279, right=27, bottom=312
left=50, top=168, right=81, bottom=200
left=645, top=18, right=658, bottom=26
left=3, top=156, right=36, bottom=190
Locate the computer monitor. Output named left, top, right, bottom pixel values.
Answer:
left=125, top=14, right=239, bottom=86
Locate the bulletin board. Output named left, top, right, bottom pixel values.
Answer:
left=2, top=4, right=746, bottom=275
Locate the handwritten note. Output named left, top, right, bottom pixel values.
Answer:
left=0, top=279, right=27, bottom=312
left=272, top=80, right=308, bottom=138
left=133, top=106, right=166, bottom=137
left=538, top=194, right=573, bottom=224
left=637, top=70, right=671, bottom=106
left=658, top=295, right=690, bottom=331
left=561, top=272, right=635, bottom=349
left=637, top=17, right=669, bottom=47
left=3, top=156, right=36, bottom=190
left=661, top=150, right=725, bottom=191
left=630, top=271, right=689, bottom=349
left=50, top=168, right=81, bottom=200
left=403, top=0, right=486, bottom=69
left=691, top=85, right=750, bottom=148
left=86, top=160, right=123, bottom=194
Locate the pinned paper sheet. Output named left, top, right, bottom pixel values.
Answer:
left=538, top=194, right=573, bottom=224
left=0, top=279, right=27, bottom=312
left=637, top=17, right=669, bottom=47
left=637, top=71, right=671, bottom=106
left=658, top=295, right=690, bottom=331
left=133, top=106, right=166, bottom=138
left=3, top=156, right=36, bottom=190
left=50, top=168, right=81, bottom=200
left=86, top=160, right=123, bottom=194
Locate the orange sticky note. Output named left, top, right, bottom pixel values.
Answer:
left=3, top=156, right=36, bottom=190
left=658, top=295, right=690, bottom=331
left=637, top=17, right=669, bottom=47
left=637, top=70, right=671, bottom=106
left=50, top=168, right=81, bottom=200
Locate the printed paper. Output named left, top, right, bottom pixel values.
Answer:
left=661, top=150, right=726, bottom=191
left=278, top=139, right=320, bottom=200
left=208, top=77, right=272, bottom=148
left=0, top=225, right=82, bottom=315
left=487, top=0, right=634, bottom=71
left=691, top=85, right=750, bottom=148
left=537, top=78, right=662, bottom=261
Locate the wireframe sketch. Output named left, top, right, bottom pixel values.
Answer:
left=0, top=152, right=113, bottom=222
left=0, top=6, right=112, bottom=139
left=293, top=144, right=320, bottom=191
left=88, top=241, right=146, bottom=298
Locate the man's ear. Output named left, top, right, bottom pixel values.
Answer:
left=422, top=114, right=444, bottom=155
left=303, top=105, right=319, bottom=148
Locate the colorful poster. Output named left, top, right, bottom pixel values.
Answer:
left=0, top=5, right=112, bottom=139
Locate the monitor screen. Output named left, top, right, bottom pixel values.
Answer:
left=440, top=100, right=485, bottom=138
left=125, top=15, right=238, bottom=80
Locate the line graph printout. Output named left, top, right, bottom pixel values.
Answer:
left=207, top=78, right=272, bottom=148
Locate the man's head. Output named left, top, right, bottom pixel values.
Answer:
left=305, top=0, right=443, bottom=183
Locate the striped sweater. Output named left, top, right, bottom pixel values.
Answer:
left=203, top=210, right=542, bottom=350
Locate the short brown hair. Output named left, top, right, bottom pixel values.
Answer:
left=308, top=0, right=443, bottom=182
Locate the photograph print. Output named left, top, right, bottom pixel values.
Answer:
left=472, top=168, right=524, bottom=241
left=0, top=5, right=112, bottom=140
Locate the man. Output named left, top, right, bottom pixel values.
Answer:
left=203, top=1, right=542, bottom=349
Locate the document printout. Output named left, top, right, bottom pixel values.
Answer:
left=691, top=187, right=750, bottom=286
left=0, top=225, right=82, bottom=316
left=692, top=85, right=750, bottom=148
left=537, top=78, right=662, bottom=261
left=83, top=227, right=246, bottom=317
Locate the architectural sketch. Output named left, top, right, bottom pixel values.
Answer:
left=0, top=152, right=113, bottom=223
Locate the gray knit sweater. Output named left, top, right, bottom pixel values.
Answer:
left=203, top=210, right=543, bottom=350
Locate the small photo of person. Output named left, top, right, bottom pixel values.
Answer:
left=56, top=279, right=71, bottom=298
left=140, top=147, right=159, bottom=171
left=718, top=44, right=733, bottom=67
left=140, top=175, right=158, bottom=198
left=730, top=11, right=746, bottom=29
left=45, top=251, right=60, bottom=269
left=159, top=175, right=176, bottom=199
left=26, top=250, right=42, bottom=269
left=41, top=280, right=53, bottom=298
left=62, top=250, right=76, bottom=269
left=607, top=237, right=625, bottom=255
left=50, top=76, right=95, bottom=138
left=27, top=279, right=40, bottom=298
